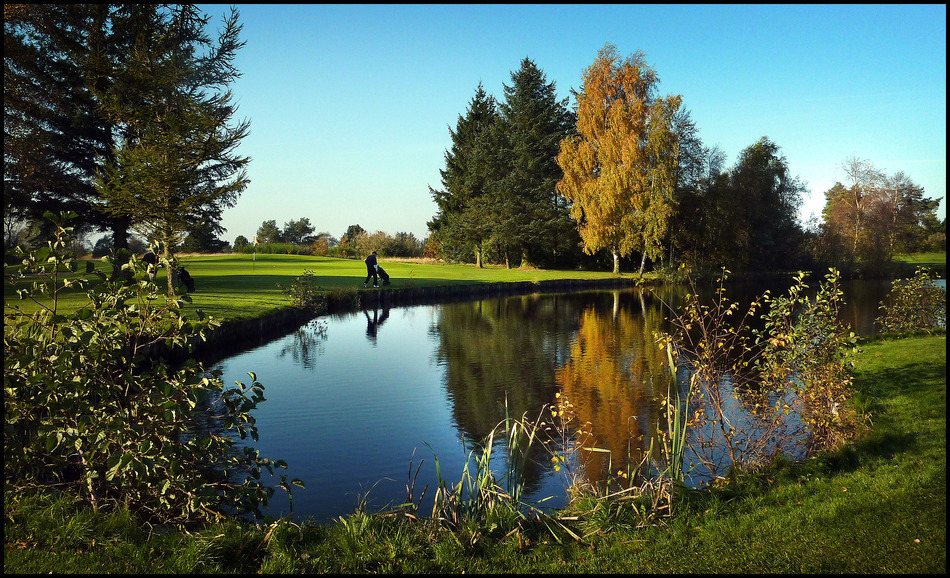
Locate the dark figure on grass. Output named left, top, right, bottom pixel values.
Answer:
left=364, top=251, right=379, bottom=288
left=177, top=266, right=195, bottom=293
left=141, top=252, right=193, bottom=293
left=141, top=251, right=159, bottom=281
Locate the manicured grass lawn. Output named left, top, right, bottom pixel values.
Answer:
left=894, top=251, right=946, bottom=265
left=895, top=251, right=946, bottom=274
left=4, top=334, right=945, bottom=573
left=4, top=253, right=640, bottom=321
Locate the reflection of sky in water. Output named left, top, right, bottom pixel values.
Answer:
left=220, top=307, right=447, bottom=520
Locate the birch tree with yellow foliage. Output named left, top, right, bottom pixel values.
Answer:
left=556, top=44, right=681, bottom=275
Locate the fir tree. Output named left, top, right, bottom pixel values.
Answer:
left=494, top=58, right=577, bottom=268
left=4, top=4, right=124, bottom=246
left=91, top=5, right=250, bottom=296
left=428, top=83, right=500, bottom=267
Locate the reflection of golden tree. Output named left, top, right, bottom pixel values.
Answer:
left=555, top=295, right=667, bottom=486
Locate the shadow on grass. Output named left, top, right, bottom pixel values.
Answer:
left=854, top=359, right=947, bottom=400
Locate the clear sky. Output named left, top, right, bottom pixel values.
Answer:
left=200, top=3, right=946, bottom=244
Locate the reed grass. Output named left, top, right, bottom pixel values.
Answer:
left=661, top=339, right=692, bottom=483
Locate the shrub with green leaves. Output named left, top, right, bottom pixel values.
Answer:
left=659, top=268, right=866, bottom=485
left=4, top=212, right=302, bottom=525
left=877, top=267, right=946, bottom=333
left=277, top=268, right=326, bottom=311
left=660, top=270, right=803, bottom=482
left=758, top=269, right=865, bottom=452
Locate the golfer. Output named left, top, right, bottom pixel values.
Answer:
left=364, top=251, right=379, bottom=288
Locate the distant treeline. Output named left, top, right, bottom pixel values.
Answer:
left=233, top=222, right=425, bottom=259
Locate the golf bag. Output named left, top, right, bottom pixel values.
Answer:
left=376, top=265, right=391, bottom=285
left=176, top=266, right=195, bottom=293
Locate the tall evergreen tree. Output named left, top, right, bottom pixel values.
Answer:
left=282, top=217, right=315, bottom=245
left=4, top=4, right=126, bottom=247
left=428, top=83, right=500, bottom=267
left=5, top=4, right=248, bottom=270
left=726, top=137, right=805, bottom=271
left=91, top=5, right=250, bottom=296
left=340, top=224, right=365, bottom=247
left=493, top=58, right=578, bottom=268
left=256, top=219, right=282, bottom=244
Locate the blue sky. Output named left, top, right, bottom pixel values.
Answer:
left=202, top=4, right=946, bottom=244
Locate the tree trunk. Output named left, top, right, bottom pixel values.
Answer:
left=475, top=244, right=483, bottom=268
left=110, top=216, right=130, bottom=250
left=107, top=216, right=132, bottom=281
left=639, top=252, right=647, bottom=277
left=612, top=250, right=620, bottom=275
left=165, top=251, right=177, bottom=297
left=162, top=233, right=177, bottom=297
left=521, top=247, right=533, bottom=269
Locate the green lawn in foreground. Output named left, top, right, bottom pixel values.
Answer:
left=4, top=253, right=639, bottom=321
left=4, top=334, right=945, bottom=573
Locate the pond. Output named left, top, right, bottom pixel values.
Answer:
left=211, top=277, right=945, bottom=523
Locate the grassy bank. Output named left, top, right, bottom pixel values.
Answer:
left=6, top=252, right=944, bottom=322
left=894, top=252, right=947, bottom=277
left=5, top=333, right=945, bottom=573
left=4, top=253, right=645, bottom=322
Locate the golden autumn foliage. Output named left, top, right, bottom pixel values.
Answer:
left=556, top=44, right=681, bottom=275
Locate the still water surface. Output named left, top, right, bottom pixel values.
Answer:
left=212, top=278, right=943, bottom=522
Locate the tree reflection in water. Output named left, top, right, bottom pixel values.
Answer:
left=554, top=290, right=669, bottom=488
left=277, top=318, right=328, bottom=370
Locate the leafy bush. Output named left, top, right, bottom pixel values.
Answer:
left=279, top=272, right=363, bottom=312
left=659, top=268, right=866, bottom=485
left=877, top=267, right=946, bottom=333
left=4, top=212, right=301, bottom=525
left=660, top=270, right=802, bottom=482
left=758, top=269, right=865, bottom=452
left=277, top=269, right=326, bottom=311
